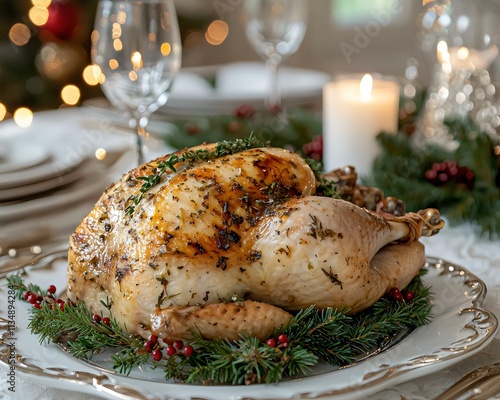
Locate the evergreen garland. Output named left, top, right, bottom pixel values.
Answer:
left=367, top=117, right=500, bottom=238
left=7, top=271, right=432, bottom=385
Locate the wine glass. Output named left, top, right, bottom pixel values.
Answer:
left=92, top=0, right=181, bottom=165
left=243, top=0, right=307, bottom=111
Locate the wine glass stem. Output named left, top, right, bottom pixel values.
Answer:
left=129, top=114, right=150, bottom=165
left=267, top=58, right=281, bottom=110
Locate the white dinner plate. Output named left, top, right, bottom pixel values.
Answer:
left=0, top=139, right=50, bottom=175
left=159, top=62, right=331, bottom=116
left=0, top=256, right=497, bottom=400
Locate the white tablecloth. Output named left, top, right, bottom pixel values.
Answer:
left=0, top=108, right=499, bottom=398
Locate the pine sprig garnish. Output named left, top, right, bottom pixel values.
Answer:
left=7, top=274, right=47, bottom=300
left=125, top=135, right=268, bottom=215
left=27, top=301, right=144, bottom=360
left=10, top=273, right=432, bottom=385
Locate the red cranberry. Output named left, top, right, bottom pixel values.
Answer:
left=166, top=345, right=176, bottom=357
left=173, top=340, right=184, bottom=351
left=152, top=349, right=162, bottom=361
left=92, top=314, right=102, bottom=323
left=277, top=334, right=288, bottom=344
left=47, top=285, right=56, bottom=294
left=102, top=317, right=111, bottom=327
left=143, top=340, right=154, bottom=353
left=182, top=345, right=193, bottom=357
left=404, top=290, right=415, bottom=302
left=266, top=338, right=276, bottom=348
left=148, top=335, right=158, bottom=345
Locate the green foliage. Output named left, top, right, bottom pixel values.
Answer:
left=9, top=272, right=432, bottom=385
left=163, top=108, right=321, bottom=153
left=368, top=118, right=500, bottom=238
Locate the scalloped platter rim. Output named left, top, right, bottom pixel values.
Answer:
left=0, top=253, right=498, bottom=400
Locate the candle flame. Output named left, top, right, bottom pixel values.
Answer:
left=360, top=74, right=373, bottom=100
left=131, top=51, right=143, bottom=71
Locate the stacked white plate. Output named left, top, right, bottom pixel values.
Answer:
left=0, top=108, right=137, bottom=225
left=0, top=136, right=87, bottom=202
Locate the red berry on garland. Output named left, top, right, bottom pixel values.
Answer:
left=425, top=161, right=475, bottom=190
left=182, top=345, right=193, bottom=357
left=22, top=291, right=32, bottom=301
left=277, top=334, right=288, bottom=345
left=27, top=294, right=37, bottom=304
left=148, top=334, right=158, bottom=345
left=166, top=345, right=176, bottom=357
left=393, top=292, right=404, bottom=302
left=404, top=290, right=415, bottom=302
left=388, top=287, right=400, bottom=298
left=59, top=302, right=66, bottom=311
left=235, top=104, right=255, bottom=119
left=173, top=340, right=184, bottom=351
left=33, top=303, right=42, bottom=309
left=48, top=285, right=56, bottom=294
left=266, top=338, right=277, bottom=348
left=36, top=295, right=43, bottom=302
left=102, top=317, right=111, bottom=327
left=152, top=349, right=163, bottom=361
left=143, top=340, right=154, bottom=353
left=92, top=314, right=102, bottom=323
left=302, top=136, right=323, bottom=162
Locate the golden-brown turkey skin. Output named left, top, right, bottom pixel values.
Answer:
left=68, top=145, right=436, bottom=342
left=68, top=146, right=316, bottom=339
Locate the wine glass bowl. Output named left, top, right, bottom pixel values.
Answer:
left=92, top=0, right=181, bottom=164
left=243, top=0, right=307, bottom=109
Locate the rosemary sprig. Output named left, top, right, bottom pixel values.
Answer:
left=125, top=135, right=268, bottom=215
left=8, top=273, right=432, bottom=385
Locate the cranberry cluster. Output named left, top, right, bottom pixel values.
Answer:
left=265, top=333, right=289, bottom=349
left=425, top=161, right=475, bottom=190
left=142, top=336, right=193, bottom=362
left=388, top=287, right=414, bottom=303
left=22, top=285, right=72, bottom=311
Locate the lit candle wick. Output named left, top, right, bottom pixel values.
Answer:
left=360, top=74, right=373, bottom=101
left=131, top=51, right=143, bottom=71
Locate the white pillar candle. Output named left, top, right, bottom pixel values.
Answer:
left=322, top=74, right=400, bottom=177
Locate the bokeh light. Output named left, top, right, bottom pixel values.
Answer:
left=9, top=23, right=31, bottom=46
left=161, top=42, right=171, bottom=56
left=0, top=104, right=7, bottom=121
left=61, top=85, right=81, bottom=105
left=205, top=20, right=229, bottom=46
left=28, top=6, right=49, bottom=26
left=13, top=107, right=34, bottom=128
left=83, top=65, right=101, bottom=85
left=32, top=0, right=51, bottom=7
left=95, top=148, right=107, bottom=160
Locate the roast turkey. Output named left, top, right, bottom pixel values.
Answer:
left=67, top=144, right=444, bottom=342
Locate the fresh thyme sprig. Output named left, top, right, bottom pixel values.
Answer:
left=8, top=273, right=432, bottom=385
left=125, top=135, right=268, bottom=215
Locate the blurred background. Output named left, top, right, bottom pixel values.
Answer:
left=0, top=0, right=445, bottom=119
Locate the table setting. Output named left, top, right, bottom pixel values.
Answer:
left=1, top=0, right=500, bottom=399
